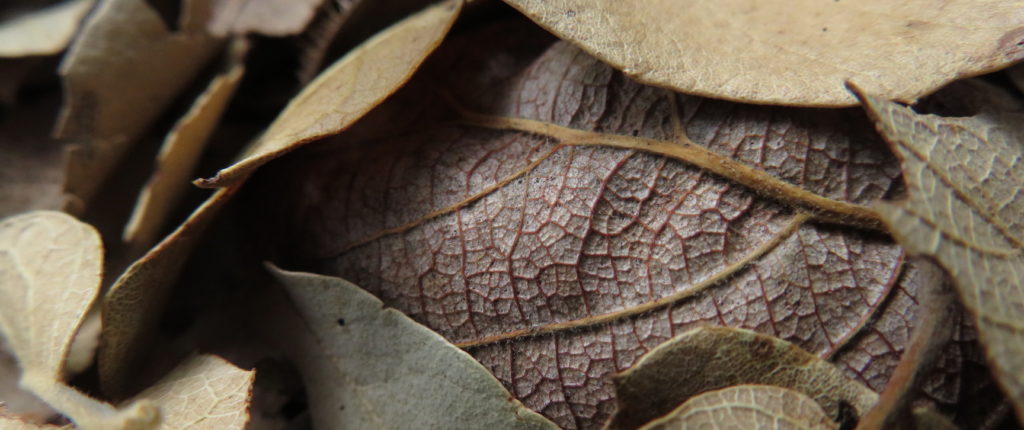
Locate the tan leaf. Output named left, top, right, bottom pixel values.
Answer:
left=269, top=265, right=560, bottom=430
left=0, top=211, right=157, bottom=429
left=198, top=0, right=461, bottom=187
left=606, top=327, right=877, bottom=430
left=123, top=41, right=246, bottom=250
left=0, top=418, right=67, bottom=430
left=639, top=385, right=838, bottom=430
left=0, top=0, right=94, bottom=58
left=131, top=355, right=254, bottom=430
left=207, top=0, right=322, bottom=37
left=500, top=0, right=1024, bottom=106
left=100, top=188, right=235, bottom=399
left=855, top=89, right=1024, bottom=421
left=54, top=0, right=221, bottom=211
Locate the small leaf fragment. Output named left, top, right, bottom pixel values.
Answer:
left=269, top=266, right=559, bottom=430
left=501, top=0, right=1024, bottom=106
left=131, top=355, right=254, bottom=430
left=855, top=89, right=1024, bottom=421
left=199, top=0, right=461, bottom=187
left=0, top=211, right=158, bottom=430
left=607, top=326, right=878, bottom=430
left=639, top=385, right=838, bottom=430
left=0, top=0, right=95, bottom=58
left=207, top=0, right=322, bottom=37
left=55, top=0, right=221, bottom=209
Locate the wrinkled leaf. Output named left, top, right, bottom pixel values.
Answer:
left=856, top=90, right=1024, bottom=420
left=854, top=260, right=954, bottom=430
left=269, top=265, right=559, bottom=430
left=501, top=0, right=1024, bottom=106
left=131, top=355, right=254, bottom=430
left=55, top=0, right=221, bottom=210
left=199, top=0, right=461, bottom=187
left=258, top=22, right=908, bottom=428
left=0, top=0, right=94, bottom=58
left=0, top=211, right=157, bottom=429
left=124, top=42, right=246, bottom=249
left=100, top=188, right=235, bottom=398
left=607, top=327, right=877, bottom=430
left=207, top=0, right=322, bottom=37
left=639, top=385, right=838, bottom=430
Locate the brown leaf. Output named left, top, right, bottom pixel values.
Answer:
left=607, top=327, right=876, bottom=430
left=0, top=0, right=94, bottom=58
left=123, top=41, right=246, bottom=250
left=268, top=266, right=559, bottom=429
left=55, top=0, right=221, bottom=211
left=0, top=211, right=158, bottom=429
left=500, top=0, right=1024, bottom=106
left=206, top=0, right=322, bottom=37
left=855, top=89, right=1024, bottom=421
left=256, top=21, right=910, bottom=429
left=198, top=0, right=461, bottom=187
left=639, top=385, right=838, bottom=430
left=0, top=95, right=66, bottom=216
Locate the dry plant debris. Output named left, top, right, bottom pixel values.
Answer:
left=0, top=1, right=1022, bottom=429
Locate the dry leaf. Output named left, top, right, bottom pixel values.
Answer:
left=207, top=0, right=322, bottom=37
left=0, top=211, right=157, bottom=429
left=0, top=418, right=66, bottom=430
left=606, top=327, right=877, bottom=430
left=100, top=188, right=235, bottom=399
left=269, top=265, right=559, bottom=430
left=855, top=90, right=1024, bottom=421
left=500, top=0, right=1024, bottom=106
left=639, top=385, right=838, bottom=430
left=0, top=95, right=65, bottom=216
left=131, top=355, right=254, bottom=430
left=0, top=0, right=94, bottom=58
left=198, top=0, right=461, bottom=187
left=55, top=0, right=221, bottom=211
left=123, top=42, right=246, bottom=249
left=256, top=21, right=913, bottom=428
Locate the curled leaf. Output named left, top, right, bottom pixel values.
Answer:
left=0, top=211, right=157, bottom=429
left=55, top=0, right=221, bottom=210
left=501, top=0, right=1024, bottom=106
left=199, top=0, right=461, bottom=187
left=269, top=265, right=559, bottom=430
left=607, top=327, right=877, bottom=430
left=855, top=89, right=1024, bottom=421
left=639, top=385, right=838, bottom=430
left=0, top=0, right=95, bottom=58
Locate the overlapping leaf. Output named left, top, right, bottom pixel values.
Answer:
left=856, top=90, right=1024, bottom=421
left=639, top=385, right=838, bottom=430
left=500, top=0, right=1024, bottom=106
left=270, top=266, right=558, bottom=429
left=0, top=0, right=94, bottom=58
left=258, top=21, right=916, bottom=429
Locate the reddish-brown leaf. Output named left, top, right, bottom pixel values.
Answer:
left=255, top=21, right=911, bottom=429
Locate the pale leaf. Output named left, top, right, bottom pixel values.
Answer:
left=0, top=211, right=157, bottom=430
left=131, top=355, right=254, bottom=430
left=639, top=385, right=838, bottom=430
left=124, top=42, right=246, bottom=249
left=198, top=0, right=461, bottom=187
left=0, top=418, right=66, bottom=430
left=54, top=0, right=221, bottom=210
left=269, top=265, right=560, bottom=430
left=0, top=0, right=94, bottom=58
left=856, top=90, right=1024, bottom=421
left=207, top=0, right=322, bottom=37
left=500, top=0, right=1024, bottom=106
left=606, top=327, right=878, bottom=430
